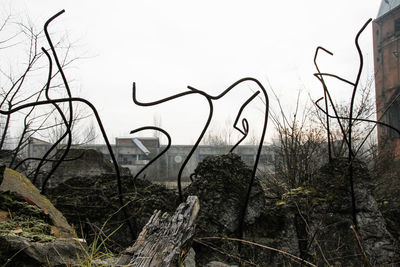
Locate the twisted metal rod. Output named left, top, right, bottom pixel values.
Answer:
left=131, top=77, right=270, bottom=248
left=221, top=78, right=269, bottom=243
left=230, top=91, right=259, bottom=152
left=314, top=47, right=333, bottom=161
left=42, top=10, right=75, bottom=176
left=129, top=126, right=171, bottom=182
left=190, top=77, right=269, bottom=244
left=353, top=91, right=400, bottom=159
left=348, top=18, right=372, bottom=160
left=313, top=73, right=355, bottom=86
left=313, top=74, right=354, bottom=156
left=347, top=18, right=372, bottom=230
left=0, top=95, right=136, bottom=238
left=33, top=10, right=74, bottom=191
left=230, top=118, right=249, bottom=153
left=38, top=13, right=136, bottom=241
left=313, top=19, right=372, bottom=229
left=315, top=97, right=400, bottom=137
left=35, top=47, right=71, bottom=192
left=132, top=82, right=214, bottom=202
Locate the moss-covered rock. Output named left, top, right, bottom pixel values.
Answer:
left=0, top=235, right=85, bottom=267
left=184, top=153, right=265, bottom=236
left=183, top=153, right=266, bottom=266
left=0, top=167, right=86, bottom=266
left=0, top=167, right=75, bottom=238
left=275, top=158, right=399, bottom=266
left=0, top=191, right=54, bottom=242
left=183, top=156, right=399, bottom=266
left=373, top=155, right=400, bottom=243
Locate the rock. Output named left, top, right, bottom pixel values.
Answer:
left=183, top=153, right=266, bottom=266
left=241, top=204, right=300, bottom=266
left=373, top=156, right=400, bottom=243
left=0, top=167, right=86, bottom=266
left=352, top=162, right=399, bottom=265
left=233, top=159, right=399, bottom=266
left=183, top=155, right=399, bottom=266
left=184, top=153, right=265, bottom=236
left=183, top=248, right=196, bottom=267
left=273, top=158, right=400, bottom=266
left=0, top=167, right=75, bottom=238
left=307, top=159, right=399, bottom=266
left=0, top=235, right=85, bottom=267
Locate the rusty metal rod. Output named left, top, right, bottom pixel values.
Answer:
left=130, top=126, right=171, bottom=182
left=230, top=91, right=260, bottom=152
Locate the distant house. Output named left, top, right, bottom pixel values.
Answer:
left=373, top=0, right=400, bottom=158
left=89, top=137, right=160, bottom=177
left=25, top=137, right=53, bottom=159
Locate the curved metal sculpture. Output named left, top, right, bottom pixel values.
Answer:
left=33, top=10, right=74, bottom=189
left=315, top=97, right=400, bottom=137
left=314, top=47, right=352, bottom=156
left=314, top=46, right=334, bottom=161
left=313, top=19, right=373, bottom=229
left=133, top=78, right=269, bottom=242
left=0, top=10, right=135, bottom=238
left=190, top=78, right=269, bottom=241
left=132, top=82, right=214, bottom=201
left=129, top=126, right=171, bottom=181
left=2, top=9, right=272, bottom=244
left=229, top=91, right=260, bottom=152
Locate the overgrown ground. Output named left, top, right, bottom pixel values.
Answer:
left=45, top=174, right=178, bottom=253
left=0, top=191, right=55, bottom=242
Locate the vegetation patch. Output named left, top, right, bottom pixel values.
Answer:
left=45, top=174, right=178, bottom=252
left=0, top=191, right=55, bottom=242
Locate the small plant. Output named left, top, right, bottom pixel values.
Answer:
left=74, top=202, right=130, bottom=267
left=75, top=219, right=122, bottom=267
left=75, top=229, right=119, bottom=266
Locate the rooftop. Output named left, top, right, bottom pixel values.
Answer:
left=377, top=0, right=400, bottom=18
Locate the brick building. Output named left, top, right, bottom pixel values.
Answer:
left=373, top=0, right=400, bottom=158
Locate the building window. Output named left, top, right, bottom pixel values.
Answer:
left=138, top=154, right=148, bottom=160
left=395, top=18, right=400, bottom=35
left=388, top=98, right=400, bottom=139
left=118, top=154, right=137, bottom=165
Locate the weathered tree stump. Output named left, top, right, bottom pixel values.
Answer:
left=116, top=195, right=199, bottom=266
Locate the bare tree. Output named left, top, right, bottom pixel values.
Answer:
left=260, top=75, right=377, bottom=192
left=265, top=89, right=327, bottom=189
left=313, top=77, right=377, bottom=162
left=0, top=11, right=90, bottom=172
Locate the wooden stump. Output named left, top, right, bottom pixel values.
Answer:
left=116, top=195, right=199, bottom=266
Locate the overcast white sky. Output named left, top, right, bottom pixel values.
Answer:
left=3, top=1, right=381, bottom=145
